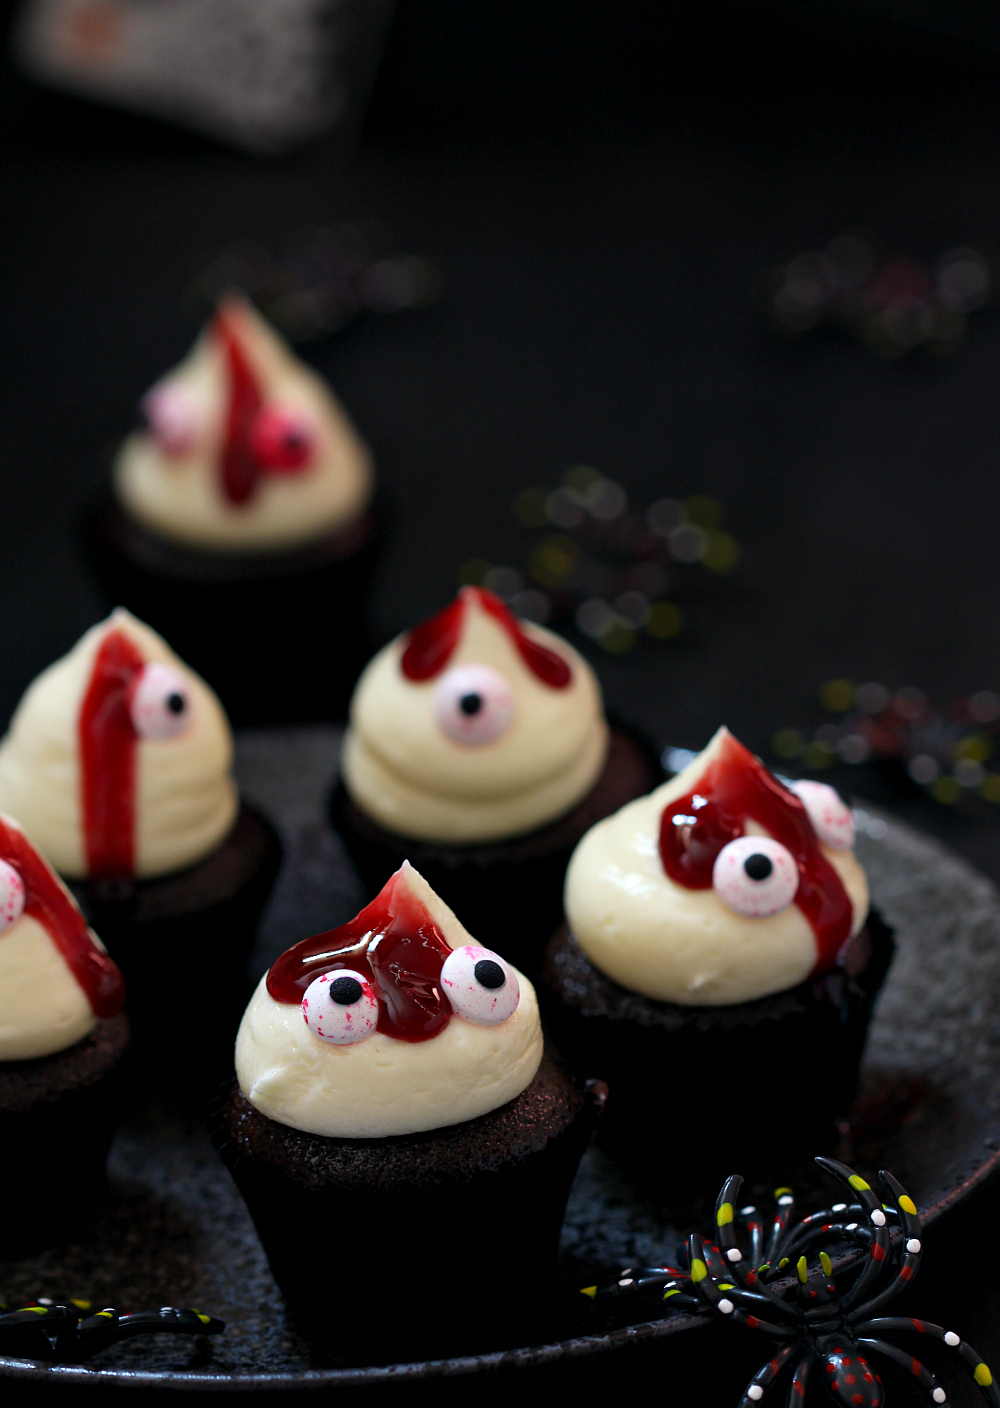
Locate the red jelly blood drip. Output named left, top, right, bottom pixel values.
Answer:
left=0, top=817, right=126, bottom=1017
left=214, top=307, right=265, bottom=505
left=79, top=629, right=146, bottom=879
left=400, top=587, right=572, bottom=688
left=657, top=732, right=853, bottom=973
left=267, top=871, right=453, bottom=1041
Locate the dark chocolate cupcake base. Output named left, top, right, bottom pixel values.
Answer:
left=85, top=489, right=387, bottom=724
left=73, top=805, right=282, bottom=1090
left=330, top=725, right=661, bottom=973
left=211, top=1054, right=606, bottom=1358
left=0, top=1013, right=131, bottom=1257
left=540, top=911, right=895, bottom=1201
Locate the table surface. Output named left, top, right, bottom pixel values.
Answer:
left=2, top=2, right=999, bottom=1398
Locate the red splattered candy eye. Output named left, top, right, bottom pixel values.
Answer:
left=249, top=407, right=315, bottom=473
left=0, top=859, right=26, bottom=934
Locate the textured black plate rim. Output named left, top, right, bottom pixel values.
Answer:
left=1, top=1144, right=998, bottom=1390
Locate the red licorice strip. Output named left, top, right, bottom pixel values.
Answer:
left=214, top=305, right=265, bottom=505
left=400, top=587, right=571, bottom=688
left=79, top=629, right=145, bottom=879
left=0, top=817, right=125, bottom=1018
left=658, top=732, right=853, bottom=973
left=267, top=869, right=453, bottom=1042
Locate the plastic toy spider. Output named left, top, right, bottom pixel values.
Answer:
left=582, top=1157, right=998, bottom=1407
left=0, top=1296, right=224, bottom=1363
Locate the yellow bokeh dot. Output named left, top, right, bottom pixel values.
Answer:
left=563, top=464, right=601, bottom=493
left=529, top=535, right=579, bottom=586
left=772, top=728, right=803, bottom=759
left=457, top=558, right=490, bottom=586
left=646, top=601, right=683, bottom=639
left=684, top=495, right=722, bottom=529
left=930, top=775, right=962, bottom=804
left=820, top=679, right=855, bottom=712
left=980, top=773, right=1000, bottom=803
left=803, top=740, right=834, bottom=770
left=956, top=734, right=992, bottom=763
left=513, top=487, right=549, bottom=528
left=599, top=621, right=637, bottom=654
left=702, top=530, right=740, bottom=572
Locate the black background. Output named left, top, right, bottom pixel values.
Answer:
left=1, top=1, right=999, bottom=1397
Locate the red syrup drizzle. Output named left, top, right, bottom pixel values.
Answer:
left=79, top=628, right=147, bottom=879
left=267, top=869, right=453, bottom=1041
left=400, top=586, right=572, bottom=688
left=657, top=732, right=854, bottom=974
left=0, top=817, right=125, bottom=1017
left=214, top=306, right=265, bottom=505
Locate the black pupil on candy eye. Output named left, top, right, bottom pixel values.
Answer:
left=459, top=693, right=483, bottom=716
left=166, top=693, right=186, bottom=715
left=330, top=976, right=364, bottom=1006
left=743, top=853, right=773, bottom=882
left=474, top=959, right=505, bottom=990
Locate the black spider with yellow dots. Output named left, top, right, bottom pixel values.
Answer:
left=582, top=1157, right=998, bottom=1407
left=0, top=1296, right=223, bottom=1363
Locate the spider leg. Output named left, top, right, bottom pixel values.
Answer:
left=713, top=1178, right=801, bottom=1317
left=689, top=1234, right=794, bottom=1338
left=768, top=1187, right=796, bottom=1263
left=854, top=1321, right=1000, bottom=1407
left=846, top=1170, right=923, bottom=1319
left=857, top=1336, right=948, bottom=1403
left=786, top=1353, right=811, bottom=1405
left=74, top=1307, right=224, bottom=1361
left=814, top=1158, right=891, bottom=1311
left=737, top=1344, right=797, bottom=1405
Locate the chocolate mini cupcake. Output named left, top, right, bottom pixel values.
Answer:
left=87, top=296, right=383, bottom=723
left=213, top=862, right=605, bottom=1356
left=0, top=610, right=280, bottom=1082
left=0, top=813, right=129, bottom=1256
left=330, top=586, right=660, bottom=970
left=541, top=728, right=894, bottom=1198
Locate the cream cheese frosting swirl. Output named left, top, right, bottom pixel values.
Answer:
left=236, top=862, right=544, bottom=1137
left=0, top=813, right=125, bottom=1060
left=564, top=727, right=869, bottom=1006
left=0, top=610, right=238, bottom=879
left=113, top=295, right=374, bottom=552
left=341, top=587, right=609, bottom=843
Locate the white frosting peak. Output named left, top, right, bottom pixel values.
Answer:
left=113, top=296, right=374, bottom=552
left=235, top=863, right=544, bottom=1137
left=0, top=610, right=238, bottom=879
left=564, top=727, right=870, bottom=1006
left=341, top=590, right=609, bottom=843
left=0, top=813, right=111, bottom=1061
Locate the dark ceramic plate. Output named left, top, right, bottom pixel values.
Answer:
left=1, top=728, right=999, bottom=1398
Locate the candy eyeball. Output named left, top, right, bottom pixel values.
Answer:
left=440, top=945, right=520, bottom=1024
left=0, top=859, right=25, bottom=934
left=712, top=836, right=799, bottom=917
left=302, top=969, right=378, bottom=1045
left=128, top=664, right=192, bottom=740
left=142, top=381, right=208, bottom=457
left=791, top=780, right=854, bottom=850
left=249, top=407, right=315, bottom=472
left=433, top=664, right=515, bottom=746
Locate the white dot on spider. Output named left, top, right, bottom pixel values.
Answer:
left=727, top=1248, right=742, bottom=1262
left=718, top=1299, right=734, bottom=1314
left=944, top=1332, right=960, bottom=1347
left=906, top=1238, right=921, bottom=1253
left=778, top=1195, right=793, bottom=1205
left=618, top=1278, right=634, bottom=1287
left=846, top=1223, right=859, bottom=1231
left=748, top=1388, right=764, bottom=1402
left=832, top=1203, right=847, bottom=1211
left=933, top=1390, right=947, bottom=1404
left=870, top=1210, right=886, bottom=1226
left=740, top=1206, right=756, bottom=1215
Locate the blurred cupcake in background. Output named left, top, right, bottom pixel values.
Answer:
left=87, top=295, right=384, bottom=722
left=330, top=585, right=660, bottom=971
left=0, top=609, right=281, bottom=1084
left=0, top=812, right=128, bottom=1255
